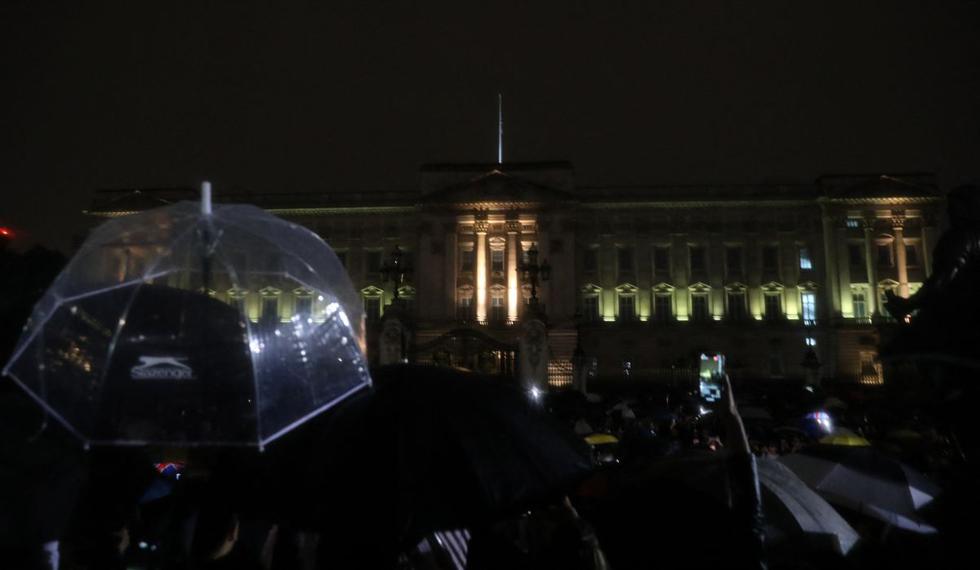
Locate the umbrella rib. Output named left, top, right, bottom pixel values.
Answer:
left=210, top=246, right=265, bottom=446
left=258, top=381, right=372, bottom=447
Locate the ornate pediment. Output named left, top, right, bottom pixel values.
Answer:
left=422, top=170, right=575, bottom=209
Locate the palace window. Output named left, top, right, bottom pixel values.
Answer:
left=457, top=288, right=475, bottom=321
left=583, top=248, right=598, bottom=273
left=905, top=244, right=919, bottom=267
left=852, top=291, right=867, bottom=320
left=726, top=290, right=747, bottom=321
left=764, top=292, right=783, bottom=321
left=583, top=294, right=600, bottom=322
left=726, top=246, right=743, bottom=277
left=491, top=248, right=505, bottom=273
left=490, top=289, right=506, bottom=323
left=460, top=246, right=474, bottom=272
left=762, top=246, right=779, bottom=273
left=260, top=288, right=280, bottom=324
left=689, top=246, right=706, bottom=273
left=654, top=293, right=673, bottom=322
left=653, top=246, right=670, bottom=278
left=691, top=293, right=710, bottom=322
left=618, top=247, right=634, bottom=274
left=877, top=243, right=893, bottom=267
left=801, top=291, right=817, bottom=325
left=799, top=247, right=813, bottom=270
left=848, top=244, right=864, bottom=266
left=846, top=218, right=861, bottom=229
left=366, top=250, right=383, bottom=276
left=618, top=292, right=637, bottom=322
left=364, top=296, right=381, bottom=323
left=294, top=293, right=313, bottom=317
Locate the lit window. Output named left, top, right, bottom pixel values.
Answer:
left=805, top=337, right=817, bottom=347
left=801, top=291, right=817, bottom=325
left=853, top=292, right=867, bottom=319
left=846, top=218, right=861, bottom=229
left=799, top=247, right=813, bottom=270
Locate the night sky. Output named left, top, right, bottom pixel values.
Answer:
left=2, top=1, right=978, bottom=252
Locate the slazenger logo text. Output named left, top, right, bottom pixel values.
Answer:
left=130, top=356, right=195, bottom=380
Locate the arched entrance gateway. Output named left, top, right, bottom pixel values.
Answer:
left=413, top=328, right=519, bottom=378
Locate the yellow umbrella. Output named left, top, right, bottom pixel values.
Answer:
left=585, top=433, right=619, bottom=446
left=820, top=428, right=870, bottom=447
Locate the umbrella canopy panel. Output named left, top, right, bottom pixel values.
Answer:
left=4, top=202, right=371, bottom=447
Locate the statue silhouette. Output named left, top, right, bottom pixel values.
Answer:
left=883, top=185, right=980, bottom=369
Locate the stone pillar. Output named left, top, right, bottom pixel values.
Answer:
left=519, top=316, right=549, bottom=394
left=921, top=213, right=937, bottom=278
left=820, top=210, right=842, bottom=318
left=862, top=218, right=879, bottom=316
left=507, top=220, right=520, bottom=323
left=893, top=214, right=909, bottom=298
left=445, top=224, right=457, bottom=319
left=475, top=219, right=488, bottom=323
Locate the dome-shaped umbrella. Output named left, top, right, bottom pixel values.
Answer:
left=3, top=184, right=371, bottom=449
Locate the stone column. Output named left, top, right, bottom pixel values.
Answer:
left=444, top=224, right=457, bottom=319
left=893, top=213, right=909, bottom=298
left=507, top=220, right=520, bottom=323
left=820, top=209, right=842, bottom=318
left=475, top=219, right=488, bottom=323
left=921, top=212, right=937, bottom=278
left=862, top=217, right=878, bottom=316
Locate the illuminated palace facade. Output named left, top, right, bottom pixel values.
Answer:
left=87, top=163, right=942, bottom=386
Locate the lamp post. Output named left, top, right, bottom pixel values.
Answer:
left=380, top=245, right=413, bottom=362
left=380, top=245, right=413, bottom=301
left=519, top=243, right=551, bottom=307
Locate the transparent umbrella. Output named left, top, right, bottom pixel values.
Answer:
left=2, top=184, right=371, bottom=449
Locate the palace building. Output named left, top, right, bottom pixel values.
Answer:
left=86, top=162, right=943, bottom=388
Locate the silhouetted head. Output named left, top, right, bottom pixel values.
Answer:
left=947, top=185, right=980, bottom=228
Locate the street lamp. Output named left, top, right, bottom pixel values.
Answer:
left=380, top=245, right=413, bottom=362
left=519, top=243, right=551, bottom=306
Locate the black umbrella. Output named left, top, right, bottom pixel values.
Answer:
left=262, top=364, right=592, bottom=563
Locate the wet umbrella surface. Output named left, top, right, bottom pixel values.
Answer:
left=3, top=198, right=371, bottom=448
